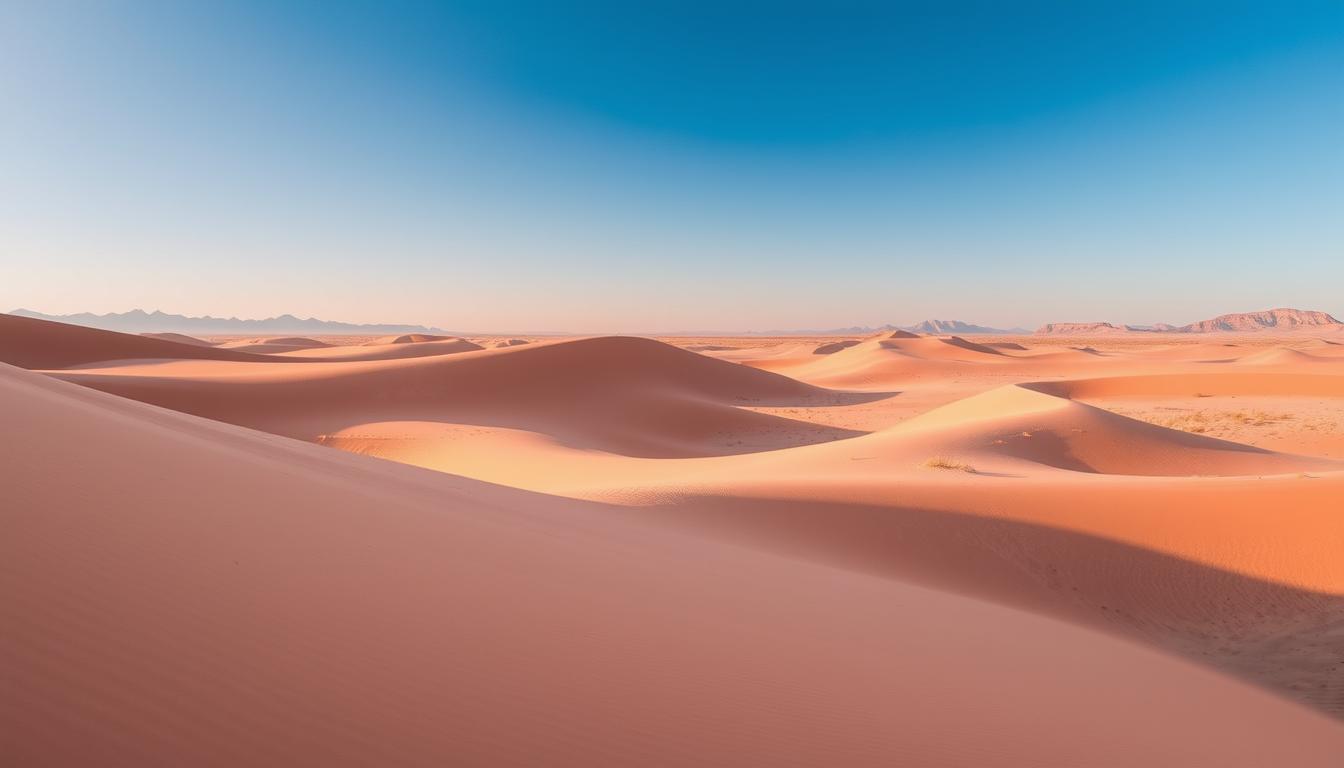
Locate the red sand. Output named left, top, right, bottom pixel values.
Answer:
left=5, top=316, right=1344, bottom=764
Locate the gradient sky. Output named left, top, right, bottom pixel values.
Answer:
left=3, top=1, right=1342, bottom=332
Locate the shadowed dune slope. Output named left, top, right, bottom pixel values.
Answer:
left=1029, top=372, right=1344, bottom=400
left=0, top=313, right=282, bottom=368
left=4, top=362, right=1343, bottom=767
left=140, top=332, right=215, bottom=346
left=370, top=332, right=454, bottom=344
left=758, top=334, right=1030, bottom=387
left=220, top=336, right=329, bottom=348
left=278, top=336, right=485, bottom=361
left=938, top=335, right=1005, bottom=355
left=867, top=384, right=1340, bottom=476
left=813, top=339, right=861, bottom=354
left=49, top=336, right=870, bottom=457
left=647, top=487, right=1344, bottom=716
left=218, top=336, right=332, bottom=354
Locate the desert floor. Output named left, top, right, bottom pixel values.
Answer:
left=4, top=314, right=1344, bottom=765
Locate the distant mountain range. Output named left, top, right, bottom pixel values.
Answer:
left=14, top=307, right=1338, bottom=338
left=904, top=319, right=1029, bottom=335
left=8, top=309, right=446, bottom=336
left=1036, top=308, right=1343, bottom=335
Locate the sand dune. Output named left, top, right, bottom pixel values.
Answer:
left=0, top=312, right=281, bottom=368
left=218, top=336, right=332, bottom=354
left=220, top=335, right=329, bottom=348
left=280, top=336, right=486, bottom=361
left=755, top=334, right=1019, bottom=387
left=48, top=336, right=866, bottom=457
left=5, top=361, right=1344, bottom=766
left=812, top=339, right=861, bottom=354
left=140, top=331, right=215, bottom=346
left=850, top=383, right=1335, bottom=476
left=7, top=316, right=1344, bottom=762
left=1232, top=346, right=1329, bottom=366
left=1033, top=371, right=1344, bottom=399
left=633, top=478, right=1344, bottom=718
left=1125, top=341, right=1247, bottom=362
left=938, top=335, right=1005, bottom=355
left=369, top=332, right=455, bottom=344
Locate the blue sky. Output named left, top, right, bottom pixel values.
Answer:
left=2, top=1, right=1342, bottom=331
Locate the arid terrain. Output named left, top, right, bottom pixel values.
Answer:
left=5, top=312, right=1344, bottom=765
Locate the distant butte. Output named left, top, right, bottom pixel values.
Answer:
left=1036, top=308, right=1343, bottom=335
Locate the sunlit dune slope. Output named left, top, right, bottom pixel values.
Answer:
left=754, top=334, right=1023, bottom=386
left=218, top=336, right=332, bottom=354
left=48, top=335, right=870, bottom=457
left=4, top=362, right=1343, bottom=767
left=277, top=336, right=485, bottom=361
left=870, top=383, right=1340, bottom=476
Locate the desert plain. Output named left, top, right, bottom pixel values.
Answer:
left=5, top=311, right=1344, bottom=765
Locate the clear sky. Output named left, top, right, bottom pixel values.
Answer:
left=3, top=1, right=1342, bottom=332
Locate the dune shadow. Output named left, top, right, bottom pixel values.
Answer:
left=638, top=494, right=1344, bottom=719
left=724, top=388, right=900, bottom=409
left=55, top=370, right=885, bottom=459
left=806, top=389, right=900, bottom=406
left=986, top=429, right=1098, bottom=472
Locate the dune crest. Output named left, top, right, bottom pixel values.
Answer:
left=0, top=313, right=283, bottom=368
left=370, top=333, right=455, bottom=344
left=49, top=335, right=867, bottom=458
left=881, top=383, right=1337, bottom=476
left=140, top=331, right=215, bottom=346
left=7, top=315, right=1344, bottom=761
left=5, top=361, right=1344, bottom=766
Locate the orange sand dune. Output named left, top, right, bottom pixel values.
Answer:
left=752, top=334, right=1060, bottom=387
left=278, top=335, right=485, bottom=360
left=140, top=331, right=215, bottom=346
left=368, top=332, right=455, bottom=344
left=865, top=383, right=1339, bottom=476
left=812, top=339, right=861, bottom=354
left=1232, top=346, right=1332, bottom=366
left=688, top=338, right=819, bottom=363
left=1302, top=337, right=1344, bottom=350
left=219, top=335, right=329, bottom=348
left=0, top=313, right=284, bottom=368
left=48, top=336, right=871, bottom=457
left=5, top=362, right=1343, bottom=766
left=869, top=334, right=1007, bottom=359
left=218, top=335, right=332, bottom=354
left=8, top=316, right=1344, bottom=760
left=1034, top=371, right=1344, bottom=399
left=1131, top=341, right=1251, bottom=361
